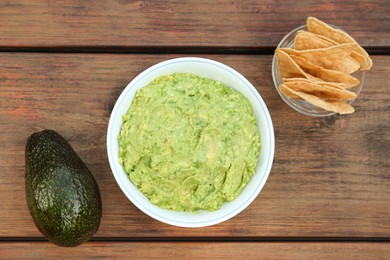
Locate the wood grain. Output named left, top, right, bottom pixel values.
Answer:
left=0, top=1, right=389, bottom=49
left=1, top=242, right=389, bottom=259
left=0, top=53, right=389, bottom=238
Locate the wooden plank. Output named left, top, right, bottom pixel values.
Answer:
left=1, top=242, right=389, bottom=259
left=0, top=53, right=389, bottom=238
left=0, top=1, right=389, bottom=48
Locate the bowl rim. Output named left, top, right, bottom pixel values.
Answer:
left=107, top=57, right=275, bottom=227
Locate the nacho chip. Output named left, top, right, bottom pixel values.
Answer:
left=283, top=80, right=357, bottom=100
left=275, top=49, right=305, bottom=78
left=336, top=55, right=361, bottom=74
left=275, top=49, right=323, bottom=82
left=294, top=31, right=335, bottom=50
left=280, top=84, right=355, bottom=114
left=290, top=54, right=360, bottom=88
left=294, top=31, right=361, bottom=73
left=280, top=43, right=359, bottom=73
left=315, top=81, right=348, bottom=89
left=306, top=16, right=373, bottom=70
left=279, top=84, right=300, bottom=99
left=283, top=77, right=348, bottom=89
left=350, top=52, right=367, bottom=68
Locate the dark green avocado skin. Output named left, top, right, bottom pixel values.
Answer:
left=25, top=130, right=102, bottom=247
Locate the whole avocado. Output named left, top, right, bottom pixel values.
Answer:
left=25, top=130, right=102, bottom=247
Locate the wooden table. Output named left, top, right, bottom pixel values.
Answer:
left=1, top=1, right=389, bottom=258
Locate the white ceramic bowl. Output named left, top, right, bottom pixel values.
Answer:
left=107, top=57, right=274, bottom=227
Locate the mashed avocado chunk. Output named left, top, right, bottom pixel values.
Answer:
left=118, top=72, right=260, bottom=212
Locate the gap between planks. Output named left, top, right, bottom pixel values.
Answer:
left=0, top=237, right=389, bottom=243
left=0, top=46, right=389, bottom=55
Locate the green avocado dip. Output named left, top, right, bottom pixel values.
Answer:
left=118, top=72, right=260, bottom=212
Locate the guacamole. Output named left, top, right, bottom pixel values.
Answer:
left=118, top=72, right=260, bottom=212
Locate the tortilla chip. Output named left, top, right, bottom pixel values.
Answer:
left=290, top=54, right=360, bottom=88
left=350, top=52, right=367, bottom=68
left=294, top=31, right=361, bottom=73
left=316, top=81, right=348, bottom=89
left=294, top=31, right=335, bottom=50
left=283, top=80, right=357, bottom=100
left=275, top=49, right=323, bottom=82
left=283, top=77, right=348, bottom=89
left=336, top=56, right=361, bottom=74
left=280, top=84, right=355, bottom=114
left=280, top=43, right=359, bottom=73
left=279, top=84, right=301, bottom=99
left=306, top=16, right=373, bottom=70
left=275, top=49, right=306, bottom=78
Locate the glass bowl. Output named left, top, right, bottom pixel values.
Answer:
left=272, top=25, right=365, bottom=117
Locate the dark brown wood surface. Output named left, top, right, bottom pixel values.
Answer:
left=1, top=54, right=389, bottom=239
left=1, top=242, right=389, bottom=259
left=0, top=1, right=389, bottom=49
left=1, top=0, right=389, bottom=258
